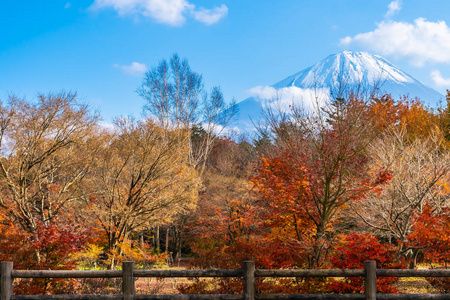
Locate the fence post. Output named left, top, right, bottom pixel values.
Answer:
left=122, top=261, right=135, bottom=300
left=243, top=261, right=255, bottom=300
left=1, top=262, right=13, bottom=300
left=364, top=260, right=377, bottom=300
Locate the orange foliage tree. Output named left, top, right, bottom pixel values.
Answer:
left=408, top=204, right=450, bottom=292
left=408, top=204, right=450, bottom=267
left=369, top=94, right=439, bottom=138
left=252, top=151, right=317, bottom=267
left=252, top=96, right=394, bottom=268
left=0, top=213, right=91, bottom=294
left=180, top=95, right=401, bottom=295
left=328, top=233, right=405, bottom=293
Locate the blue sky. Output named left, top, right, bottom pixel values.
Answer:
left=1, top=0, right=450, bottom=122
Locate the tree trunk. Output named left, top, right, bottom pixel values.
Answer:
left=155, top=226, right=160, bottom=253
left=165, top=227, right=170, bottom=253
left=172, top=225, right=182, bottom=261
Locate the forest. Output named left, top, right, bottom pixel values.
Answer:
left=0, top=54, right=449, bottom=295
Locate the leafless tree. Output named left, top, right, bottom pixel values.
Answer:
left=352, top=127, right=450, bottom=249
left=138, top=54, right=237, bottom=177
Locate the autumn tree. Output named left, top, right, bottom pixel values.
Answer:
left=0, top=199, right=90, bottom=293
left=186, top=175, right=259, bottom=263
left=252, top=151, right=316, bottom=267
left=83, top=118, right=198, bottom=267
left=352, top=127, right=450, bottom=266
left=159, top=136, right=256, bottom=261
left=408, top=204, right=450, bottom=268
left=138, top=54, right=237, bottom=259
left=408, top=203, right=450, bottom=292
left=0, top=93, right=99, bottom=234
left=368, top=95, right=439, bottom=138
left=204, top=136, right=256, bottom=177
left=328, top=233, right=405, bottom=293
left=438, top=89, right=450, bottom=141
left=255, top=93, right=385, bottom=267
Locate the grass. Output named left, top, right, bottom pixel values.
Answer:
left=393, top=276, right=439, bottom=294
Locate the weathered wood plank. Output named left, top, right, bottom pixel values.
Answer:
left=364, top=261, right=377, bottom=300
left=11, top=295, right=122, bottom=300
left=254, top=270, right=365, bottom=278
left=11, top=270, right=122, bottom=279
left=377, top=269, right=450, bottom=277
left=243, top=261, right=255, bottom=300
left=377, top=295, right=450, bottom=299
left=10, top=294, right=450, bottom=300
left=134, top=295, right=244, bottom=300
left=1, top=262, right=14, bottom=300
left=134, top=270, right=243, bottom=278
left=256, top=295, right=365, bottom=299
left=122, top=262, right=134, bottom=300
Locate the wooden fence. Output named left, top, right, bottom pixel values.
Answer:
left=1, top=261, right=450, bottom=300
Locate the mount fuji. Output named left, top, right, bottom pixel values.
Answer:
left=232, top=51, right=444, bottom=132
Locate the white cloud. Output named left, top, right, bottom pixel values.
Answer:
left=98, top=121, right=116, bottom=132
left=65, top=2, right=71, bottom=9
left=249, top=86, right=330, bottom=112
left=385, top=0, right=402, bottom=18
left=248, top=86, right=278, bottom=101
left=340, top=18, right=450, bottom=66
left=190, top=4, right=228, bottom=25
left=431, top=70, right=450, bottom=87
left=114, top=62, right=147, bottom=76
left=90, top=0, right=227, bottom=26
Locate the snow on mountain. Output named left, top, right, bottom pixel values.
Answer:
left=273, top=51, right=413, bottom=88
left=233, top=51, right=444, bottom=133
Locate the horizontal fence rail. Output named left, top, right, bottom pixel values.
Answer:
left=1, top=261, right=450, bottom=300
left=12, top=270, right=123, bottom=279
left=254, top=269, right=366, bottom=277
left=376, top=269, right=450, bottom=277
left=133, top=269, right=244, bottom=278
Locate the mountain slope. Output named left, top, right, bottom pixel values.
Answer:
left=233, top=51, right=444, bottom=133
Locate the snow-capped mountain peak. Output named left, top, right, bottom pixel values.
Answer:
left=232, top=51, right=444, bottom=133
left=273, top=51, right=416, bottom=90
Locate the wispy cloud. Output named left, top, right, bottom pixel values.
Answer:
left=190, top=4, right=228, bottom=25
left=249, top=86, right=329, bottom=112
left=340, top=18, right=450, bottom=66
left=90, top=0, right=227, bottom=26
left=385, top=0, right=402, bottom=18
left=114, top=62, right=148, bottom=76
left=98, top=121, right=117, bottom=132
left=249, top=86, right=279, bottom=101
left=431, top=70, right=450, bottom=87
